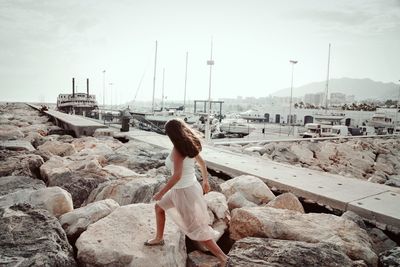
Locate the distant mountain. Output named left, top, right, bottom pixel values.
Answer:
left=271, top=78, right=399, bottom=100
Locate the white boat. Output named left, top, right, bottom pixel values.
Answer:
left=367, top=113, right=394, bottom=128
left=239, top=109, right=266, bottom=121
left=313, top=113, right=345, bottom=125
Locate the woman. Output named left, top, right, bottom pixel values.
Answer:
left=145, top=118, right=229, bottom=266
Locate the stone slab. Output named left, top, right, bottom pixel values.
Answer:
left=0, top=140, right=35, bottom=151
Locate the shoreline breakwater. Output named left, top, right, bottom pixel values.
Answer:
left=0, top=102, right=399, bottom=266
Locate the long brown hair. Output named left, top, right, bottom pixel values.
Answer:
left=165, top=118, right=202, bottom=158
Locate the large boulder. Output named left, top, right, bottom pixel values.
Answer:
left=0, top=204, right=77, bottom=266
left=220, top=175, right=275, bottom=205
left=227, top=191, right=258, bottom=211
left=59, top=199, right=120, bottom=241
left=228, top=237, right=364, bottom=267
left=368, top=228, right=397, bottom=255
left=38, top=140, right=77, bottom=157
left=204, top=191, right=229, bottom=220
left=230, top=207, right=377, bottom=266
left=0, top=150, right=44, bottom=178
left=76, top=203, right=186, bottom=267
left=0, top=175, right=45, bottom=196
left=187, top=250, right=220, bottom=267
left=102, top=164, right=141, bottom=178
left=0, top=186, right=73, bottom=217
left=265, top=192, right=305, bottom=213
left=85, top=175, right=166, bottom=206
left=379, top=247, right=400, bottom=267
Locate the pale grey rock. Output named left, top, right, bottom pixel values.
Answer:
left=204, top=191, right=229, bottom=220
left=59, top=199, right=120, bottom=241
left=187, top=250, right=220, bottom=267
left=0, top=151, right=44, bottom=178
left=220, top=175, right=275, bottom=205
left=0, top=140, right=35, bottom=151
left=341, top=211, right=367, bottom=230
left=0, top=186, right=73, bottom=217
left=0, top=175, right=45, bottom=196
left=227, top=191, right=258, bottom=211
left=85, top=175, right=166, bottom=206
left=38, top=140, right=77, bottom=157
left=230, top=207, right=377, bottom=266
left=266, top=192, right=305, bottom=213
left=228, top=237, right=363, bottom=267
left=76, top=203, right=186, bottom=267
left=368, top=228, right=397, bottom=255
left=0, top=204, right=77, bottom=266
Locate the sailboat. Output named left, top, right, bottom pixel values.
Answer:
left=313, top=43, right=346, bottom=126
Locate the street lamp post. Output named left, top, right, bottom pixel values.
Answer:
left=395, top=79, right=400, bottom=128
left=109, top=82, right=113, bottom=112
left=102, top=70, right=106, bottom=124
left=205, top=38, right=214, bottom=142
left=288, top=60, right=298, bottom=136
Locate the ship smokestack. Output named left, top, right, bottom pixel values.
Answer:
left=86, top=78, right=89, bottom=97
left=72, top=78, right=75, bottom=97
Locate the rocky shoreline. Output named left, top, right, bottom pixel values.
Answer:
left=0, top=103, right=399, bottom=267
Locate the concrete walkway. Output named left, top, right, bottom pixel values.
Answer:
left=126, top=130, right=400, bottom=230
left=27, top=104, right=107, bottom=137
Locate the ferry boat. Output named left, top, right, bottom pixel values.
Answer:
left=57, top=78, right=99, bottom=116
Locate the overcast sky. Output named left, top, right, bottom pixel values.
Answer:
left=0, top=0, right=399, bottom=104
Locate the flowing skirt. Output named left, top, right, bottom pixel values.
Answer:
left=157, top=181, right=219, bottom=241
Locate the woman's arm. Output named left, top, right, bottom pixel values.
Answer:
left=195, top=154, right=210, bottom=194
left=153, top=148, right=184, bottom=200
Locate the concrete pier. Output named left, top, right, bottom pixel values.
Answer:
left=27, top=104, right=107, bottom=137
left=127, top=130, right=400, bottom=230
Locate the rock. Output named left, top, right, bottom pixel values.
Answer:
left=228, top=237, right=362, bottom=267
left=265, top=192, right=305, bottom=213
left=102, top=164, right=141, bottom=178
left=0, top=204, right=77, bottom=266
left=227, top=191, right=258, bottom=211
left=291, top=143, right=315, bottom=165
left=204, top=191, right=229, bottom=220
left=385, top=175, right=400, bottom=187
left=85, top=175, right=166, bottom=206
left=341, top=211, right=367, bottom=230
left=220, top=175, right=275, bottom=205
left=270, top=143, right=299, bottom=163
left=0, top=175, right=45, bottom=196
left=59, top=199, right=120, bottom=241
left=368, top=175, right=387, bottom=184
left=374, top=162, right=395, bottom=175
left=187, top=250, right=220, bottom=267
left=0, top=140, right=35, bottom=151
left=0, top=150, right=44, bottom=179
left=0, top=127, right=24, bottom=140
left=243, top=146, right=266, bottom=155
left=368, top=228, right=397, bottom=254
left=76, top=203, right=186, bottom=267
left=38, top=140, right=77, bottom=157
left=230, top=207, right=377, bottom=266
left=47, top=125, right=67, bottom=135
left=0, top=186, right=73, bottom=217
left=379, top=247, right=400, bottom=267
left=93, top=128, right=114, bottom=137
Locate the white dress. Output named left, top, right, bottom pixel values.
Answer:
left=157, top=151, right=218, bottom=241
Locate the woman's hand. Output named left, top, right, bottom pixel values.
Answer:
left=202, top=180, right=210, bottom=194
left=153, top=190, right=164, bottom=201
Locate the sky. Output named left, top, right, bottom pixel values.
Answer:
left=0, top=0, right=399, bottom=105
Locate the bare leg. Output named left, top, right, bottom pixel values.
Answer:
left=199, top=239, right=229, bottom=266
left=147, top=204, right=165, bottom=244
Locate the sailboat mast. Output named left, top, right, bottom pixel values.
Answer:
left=161, top=68, right=165, bottom=111
left=183, top=52, right=188, bottom=111
left=151, top=41, right=158, bottom=113
left=324, top=43, right=331, bottom=112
